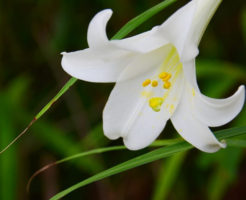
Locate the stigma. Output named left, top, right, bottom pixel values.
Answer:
left=149, top=97, right=164, bottom=112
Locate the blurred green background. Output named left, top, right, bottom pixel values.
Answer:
left=0, top=0, right=246, bottom=199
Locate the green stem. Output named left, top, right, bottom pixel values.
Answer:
left=111, top=0, right=177, bottom=40
left=35, top=77, right=77, bottom=120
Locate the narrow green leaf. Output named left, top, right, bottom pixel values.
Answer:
left=35, top=77, right=77, bottom=120
left=111, top=0, right=177, bottom=39
left=197, top=60, right=246, bottom=81
left=50, top=142, right=191, bottom=200
left=241, top=7, right=246, bottom=44
left=152, top=151, right=186, bottom=200
left=32, top=138, right=181, bottom=170
left=215, top=126, right=246, bottom=139
left=226, top=139, right=246, bottom=148
left=17, top=110, right=105, bottom=173
left=0, top=97, right=18, bottom=200
left=27, top=139, right=182, bottom=191
left=50, top=138, right=181, bottom=167
left=27, top=145, right=126, bottom=192
left=50, top=127, right=246, bottom=200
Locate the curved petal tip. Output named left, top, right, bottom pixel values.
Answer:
left=203, top=139, right=226, bottom=153
left=238, top=85, right=245, bottom=96
left=87, top=9, right=113, bottom=48
left=193, top=84, right=245, bottom=128
left=101, top=8, right=113, bottom=15
left=123, top=137, right=147, bottom=151
left=91, top=9, right=113, bottom=20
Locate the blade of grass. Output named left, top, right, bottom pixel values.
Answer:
left=51, top=142, right=191, bottom=200
left=241, top=7, right=246, bottom=44
left=4, top=77, right=105, bottom=174
left=197, top=60, right=246, bottom=81
left=16, top=110, right=105, bottom=173
left=35, top=77, right=77, bottom=120
left=27, top=146, right=126, bottom=192
left=0, top=0, right=178, bottom=154
left=50, top=126, right=246, bottom=200
left=0, top=96, right=18, bottom=200
left=27, top=138, right=182, bottom=191
left=152, top=151, right=187, bottom=200
left=111, top=0, right=177, bottom=39
left=226, top=139, right=246, bottom=148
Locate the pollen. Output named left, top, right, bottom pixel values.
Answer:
left=159, top=72, right=168, bottom=79
left=163, top=81, right=171, bottom=89
left=151, top=80, right=158, bottom=87
left=141, top=91, right=153, bottom=98
left=142, top=79, right=151, bottom=87
left=149, top=97, right=164, bottom=112
left=162, top=73, right=172, bottom=81
left=169, top=104, right=175, bottom=113
left=192, top=88, right=195, bottom=96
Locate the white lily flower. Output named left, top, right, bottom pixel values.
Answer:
left=61, top=0, right=245, bottom=152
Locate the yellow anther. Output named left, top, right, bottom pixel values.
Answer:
left=149, top=97, right=164, bottom=112
left=162, top=73, right=172, bottom=81
left=163, top=81, right=171, bottom=89
left=159, top=72, right=168, bottom=79
left=142, top=79, right=151, bottom=87
left=151, top=80, right=158, bottom=87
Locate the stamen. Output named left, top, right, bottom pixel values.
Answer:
left=163, top=81, right=171, bottom=89
left=142, top=79, right=151, bottom=87
left=158, top=72, right=168, bottom=79
left=149, top=97, right=164, bottom=112
left=162, top=73, right=172, bottom=81
left=151, top=80, right=158, bottom=87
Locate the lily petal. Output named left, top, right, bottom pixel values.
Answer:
left=87, top=9, right=168, bottom=53
left=61, top=48, right=135, bottom=82
left=180, top=0, right=222, bottom=60
left=182, top=60, right=245, bottom=127
left=189, top=0, right=222, bottom=46
left=122, top=104, right=167, bottom=150
left=87, top=9, right=112, bottom=48
left=110, top=0, right=197, bottom=56
left=111, top=26, right=169, bottom=54
left=103, top=45, right=184, bottom=150
left=171, top=82, right=226, bottom=153
left=182, top=59, right=199, bottom=90
left=160, top=0, right=222, bottom=61
left=159, top=0, right=198, bottom=61
left=193, top=86, right=245, bottom=127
